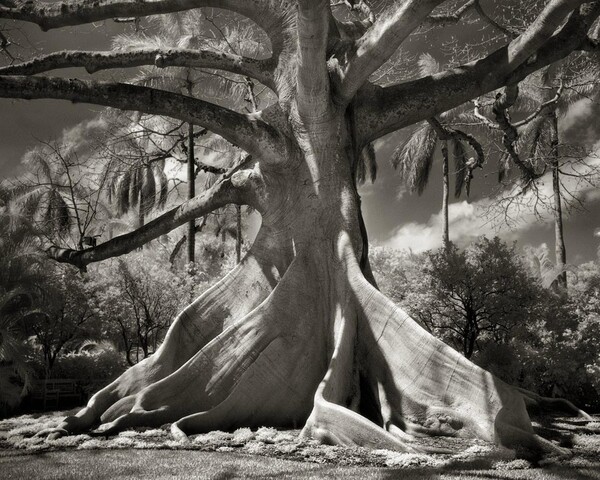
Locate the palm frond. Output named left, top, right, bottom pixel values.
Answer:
left=498, top=153, right=511, bottom=183
left=418, top=53, right=441, bottom=77
left=140, top=166, right=157, bottom=214
left=128, top=167, right=142, bottom=211
left=392, top=122, right=438, bottom=196
left=451, top=139, right=467, bottom=198
left=117, top=170, right=132, bottom=216
left=355, top=143, right=377, bottom=185
left=46, top=189, right=71, bottom=234
left=154, top=164, right=169, bottom=209
left=112, top=33, right=174, bottom=51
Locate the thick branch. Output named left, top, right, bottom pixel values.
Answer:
left=506, top=0, right=588, bottom=73
left=424, top=0, right=476, bottom=26
left=0, top=0, right=288, bottom=39
left=47, top=159, right=260, bottom=268
left=0, top=75, right=283, bottom=160
left=297, top=0, right=331, bottom=118
left=336, top=0, right=445, bottom=103
left=356, top=2, right=600, bottom=143
left=0, top=48, right=275, bottom=87
left=424, top=0, right=517, bottom=38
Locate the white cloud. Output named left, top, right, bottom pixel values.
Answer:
left=383, top=200, right=517, bottom=252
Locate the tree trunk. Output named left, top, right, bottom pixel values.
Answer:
left=441, top=140, right=450, bottom=249
left=187, top=122, right=196, bottom=268
left=549, top=112, right=567, bottom=290
left=137, top=189, right=145, bottom=230
left=235, top=205, right=242, bottom=264
left=49, top=106, right=570, bottom=457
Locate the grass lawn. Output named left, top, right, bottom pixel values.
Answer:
left=1, top=411, right=599, bottom=479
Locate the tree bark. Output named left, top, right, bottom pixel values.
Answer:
left=441, top=140, right=450, bottom=249
left=235, top=205, right=242, bottom=264
left=187, top=123, right=196, bottom=267
left=549, top=112, right=567, bottom=290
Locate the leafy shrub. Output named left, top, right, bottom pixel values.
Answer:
left=45, top=344, right=127, bottom=397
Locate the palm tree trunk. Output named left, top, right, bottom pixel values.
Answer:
left=441, top=140, right=450, bottom=249
left=137, top=190, right=145, bottom=233
left=235, top=205, right=242, bottom=263
left=187, top=122, right=195, bottom=267
left=549, top=112, right=566, bottom=290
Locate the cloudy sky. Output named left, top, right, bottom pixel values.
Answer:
left=1, top=18, right=599, bottom=264
left=359, top=100, right=600, bottom=263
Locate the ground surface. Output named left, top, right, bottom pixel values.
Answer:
left=0, top=411, right=599, bottom=479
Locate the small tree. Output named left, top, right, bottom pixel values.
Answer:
left=421, top=237, right=542, bottom=359
left=93, top=250, right=206, bottom=365
left=24, top=266, right=100, bottom=376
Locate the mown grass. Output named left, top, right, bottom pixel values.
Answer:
left=1, top=411, right=599, bottom=479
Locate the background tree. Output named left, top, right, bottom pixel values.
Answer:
left=23, top=265, right=100, bottom=376
left=473, top=57, right=600, bottom=290
left=0, top=0, right=599, bottom=454
left=93, top=250, right=204, bottom=365
left=0, top=213, right=45, bottom=415
left=420, top=237, right=543, bottom=359
left=4, top=141, right=110, bottom=250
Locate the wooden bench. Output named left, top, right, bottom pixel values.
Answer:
left=30, top=379, right=84, bottom=411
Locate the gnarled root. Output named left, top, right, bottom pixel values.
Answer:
left=49, top=250, right=279, bottom=437
left=516, top=387, right=593, bottom=420
left=348, top=277, right=569, bottom=455
left=87, top=252, right=331, bottom=437
left=45, top=237, right=583, bottom=458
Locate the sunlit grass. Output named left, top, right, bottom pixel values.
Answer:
left=1, top=411, right=599, bottom=478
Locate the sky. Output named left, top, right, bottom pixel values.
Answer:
left=359, top=99, right=600, bottom=264
left=1, top=16, right=600, bottom=265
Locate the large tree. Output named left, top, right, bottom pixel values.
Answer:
left=1, top=0, right=598, bottom=454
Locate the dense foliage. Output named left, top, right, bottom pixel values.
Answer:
left=371, top=238, right=600, bottom=411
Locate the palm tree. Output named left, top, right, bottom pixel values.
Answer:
left=6, top=147, right=75, bottom=243
left=0, top=212, right=47, bottom=414
left=392, top=54, right=480, bottom=249
left=110, top=13, right=264, bottom=266
left=104, top=146, right=169, bottom=230
left=5, top=141, right=113, bottom=250
left=498, top=59, right=600, bottom=290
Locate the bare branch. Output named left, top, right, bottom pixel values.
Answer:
left=506, top=0, right=588, bottom=74
left=0, top=48, right=275, bottom=87
left=424, top=0, right=476, bottom=27
left=0, top=75, right=284, bottom=160
left=472, top=1, right=518, bottom=38
left=336, top=0, right=445, bottom=103
left=513, top=81, right=564, bottom=127
left=356, top=2, right=600, bottom=144
left=0, top=0, right=290, bottom=40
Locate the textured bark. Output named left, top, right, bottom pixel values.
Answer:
left=187, top=123, right=196, bottom=266
left=549, top=112, right=567, bottom=289
left=0, top=49, right=274, bottom=86
left=441, top=140, right=450, bottom=249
